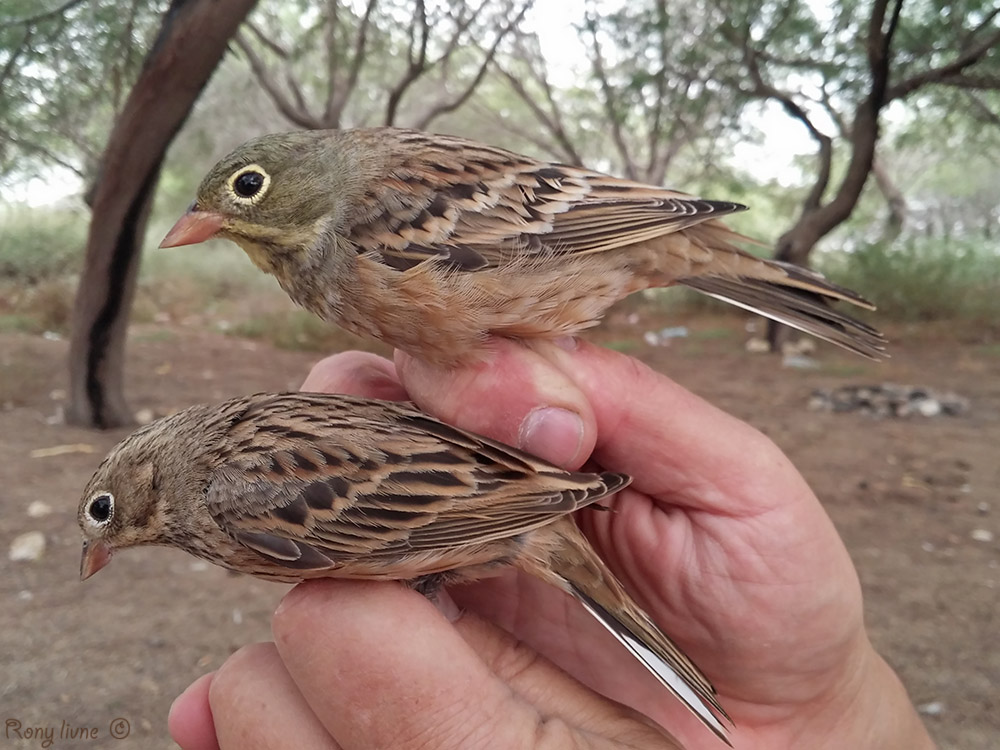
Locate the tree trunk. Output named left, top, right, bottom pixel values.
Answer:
left=872, top=155, right=907, bottom=240
left=67, top=0, right=258, bottom=428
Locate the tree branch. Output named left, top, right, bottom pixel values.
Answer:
left=0, top=0, right=87, bottom=29
left=243, top=18, right=290, bottom=58
left=1, top=130, right=85, bottom=177
left=583, top=10, right=637, bottom=179
left=385, top=0, right=431, bottom=125
left=415, top=0, right=532, bottom=130
left=235, top=30, right=322, bottom=129
left=744, top=40, right=833, bottom=210
left=322, top=0, right=340, bottom=124
left=496, top=55, right=583, bottom=164
left=964, top=90, right=1000, bottom=126
left=328, top=0, right=377, bottom=126
left=887, top=25, right=1000, bottom=101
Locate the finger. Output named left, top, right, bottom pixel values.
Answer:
left=208, top=642, right=341, bottom=750
left=301, top=351, right=408, bottom=401
left=169, top=673, right=219, bottom=750
left=395, top=338, right=596, bottom=468
left=452, top=608, right=683, bottom=750
left=532, top=338, right=811, bottom=514
left=272, top=580, right=546, bottom=750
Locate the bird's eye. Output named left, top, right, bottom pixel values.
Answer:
left=87, top=492, right=114, bottom=525
left=228, top=165, right=270, bottom=204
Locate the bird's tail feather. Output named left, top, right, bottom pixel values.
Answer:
left=681, top=273, right=887, bottom=360
left=569, top=583, right=733, bottom=746
left=540, top=520, right=732, bottom=745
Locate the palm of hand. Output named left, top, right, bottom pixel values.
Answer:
left=386, top=340, right=868, bottom=747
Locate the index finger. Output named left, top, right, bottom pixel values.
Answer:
left=532, top=338, right=811, bottom=515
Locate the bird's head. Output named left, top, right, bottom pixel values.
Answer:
left=77, top=407, right=225, bottom=580
left=160, top=130, right=363, bottom=274
left=77, top=426, right=167, bottom=580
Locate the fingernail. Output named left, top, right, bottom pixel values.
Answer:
left=518, top=407, right=584, bottom=467
left=552, top=336, right=578, bottom=351
left=430, top=589, right=464, bottom=623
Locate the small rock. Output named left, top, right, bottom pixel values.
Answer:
left=232, top=608, right=243, bottom=625
left=9, top=531, right=46, bottom=562
left=42, top=331, right=62, bottom=341
left=921, top=541, right=935, bottom=553
left=18, top=590, right=33, bottom=601
left=189, top=561, right=209, bottom=572
left=27, top=501, right=52, bottom=518
left=49, top=389, right=66, bottom=400
left=643, top=331, right=660, bottom=347
left=782, top=354, right=820, bottom=370
left=658, top=326, right=688, bottom=339
left=977, top=502, right=990, bottom=514
left=914, top=398, right=942, bottom=418
left=918, top=701, right=945, bottom=717
left=135, top=408, right=155, bottom=425
left=626, top=313, right=640, bottom=325
left=745, top=337, right=769, bottom=353
left=971, top=529, right=994, bottom=543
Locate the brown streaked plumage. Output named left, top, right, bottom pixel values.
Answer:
left=78, top=392, right=731, bottom=744
left=161, top=127, right=885, bottom=365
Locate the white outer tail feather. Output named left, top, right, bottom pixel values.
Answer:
left=574, top=594, right=732, bottom=745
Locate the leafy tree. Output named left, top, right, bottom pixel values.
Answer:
left=0, top=0, right=166, bottom=190
left=236, top=0, right=532, bottom=130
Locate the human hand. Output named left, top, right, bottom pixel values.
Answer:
left=170, top=340, right=933, bottom=749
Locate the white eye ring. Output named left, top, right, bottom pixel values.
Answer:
left=227, top=164, right=271, bottom=205
left=86, top=491, right=114, bottom=527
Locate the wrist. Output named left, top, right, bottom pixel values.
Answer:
left=792, top=640, right=935, bottom=750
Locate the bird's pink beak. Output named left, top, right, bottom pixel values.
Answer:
left=80, top=539, right=113, bottom=580
left=160, top=207, right=225, bottom=248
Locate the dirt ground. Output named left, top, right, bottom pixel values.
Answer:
left=1, top=312, right=996, bottom=749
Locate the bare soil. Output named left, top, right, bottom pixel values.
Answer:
left=1, top=313, right=996, bottom=749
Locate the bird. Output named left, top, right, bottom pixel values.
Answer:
left=160, top=127, right=885, bottom=366
left=78, top=391, right=732, bottom=744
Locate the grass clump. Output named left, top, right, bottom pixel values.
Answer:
left=0, top=206, right=86, bottom=283
left=820, top=238, right=1000, bottom=329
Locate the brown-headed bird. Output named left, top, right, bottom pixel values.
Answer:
left=78, top=392, right=731, bottom=744
left=161, top=128, right=884, bottom=365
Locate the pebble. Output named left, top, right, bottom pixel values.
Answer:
left=970, top=529, right=994, bottom=543
left=809, top=384, right=970, bottom=419
left=782, top=354, right=820, bottom=370
left=134, top=408, right=155, bottom=425
left=918, top=701, right=945, bottom=717
left=9, top=531, right=46, bottom=562
left=27, top=501, right=52, bottom=518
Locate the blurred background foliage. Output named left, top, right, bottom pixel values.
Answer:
left=1, top=0, right=998, bottom=348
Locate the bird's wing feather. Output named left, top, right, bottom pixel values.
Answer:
left=344, top=132, right=746, bottom=271
left=204, top=393, right=626, bottom=569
